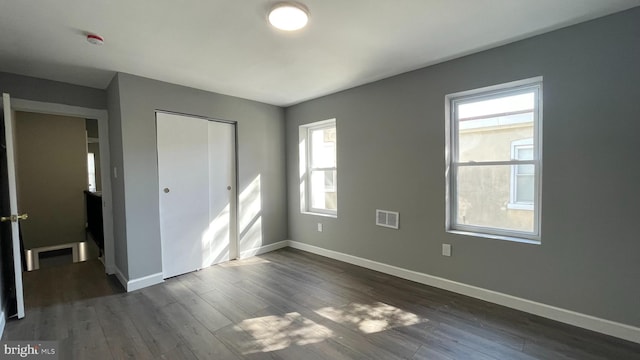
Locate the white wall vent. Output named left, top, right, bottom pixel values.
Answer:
left=376, top=209, right=399, bottom=229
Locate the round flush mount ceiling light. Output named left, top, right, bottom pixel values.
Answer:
left=268, top=3, right=309, bottom=31
left=86, top=34, right=104, bottom=45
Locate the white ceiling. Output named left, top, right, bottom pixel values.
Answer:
left=1, top=1, right=639, bottom=106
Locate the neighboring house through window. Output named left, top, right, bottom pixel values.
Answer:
left=509, top=138, right=534, bottom=210
left=446, top=77, right=542, bottom=242
left=299, top=119, right=337, bottom=216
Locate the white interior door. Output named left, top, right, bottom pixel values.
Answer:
left=157, top=112, right=236, bottom=279
left=2, top=93, right=25, bottom=319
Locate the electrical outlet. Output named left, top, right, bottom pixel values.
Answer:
left=442, top=244, right=452, bottom=257
left=317, top=223, right=323, bottom=232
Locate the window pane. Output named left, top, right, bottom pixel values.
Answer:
left=516, top=175, right=535, bottom=203
left=458, top=93, right=534, bottom=119
left=324, top=170, right=336, bottom=191
left=310, top=127, right=336, bottom=168
left=87, top=153, right=96, bottom=192
left=311, top=170, right=337, bottom=211
left=458, top=92, right=535, bottom=162
left=516, top=164, right=534, bottom=175
left=456, top=165, right=534, bottom=232
left=516, top=147, right=533, bottom=160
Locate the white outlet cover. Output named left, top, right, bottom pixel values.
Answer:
left=317, top=223, right=323, bottom=232
left=442, top=244, right=452, bottom=257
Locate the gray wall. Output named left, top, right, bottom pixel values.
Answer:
left=15, top=112, right=88, bottom=249
left=112, top=73, right=287, bottom=279
left=0, top=72, right=106, bottom=109
left=285, top=8, right=640, bottom=327
left=106, top=75, right=128, bottom=277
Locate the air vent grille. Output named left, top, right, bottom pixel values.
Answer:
left=376, top=209, right=399, bottom=229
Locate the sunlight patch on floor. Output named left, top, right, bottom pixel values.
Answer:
left=314, top=301, right=425, bottom=334
left=237, top=312, right=333, bottom=354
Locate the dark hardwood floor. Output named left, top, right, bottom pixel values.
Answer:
left=3, top=248, right=639, bottom=359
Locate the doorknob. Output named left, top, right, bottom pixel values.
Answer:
left=163, top=188, right=170, bottom=193
left=0, top=214, right=28, bottom=222
left=227, top=186, right=231, bottom=190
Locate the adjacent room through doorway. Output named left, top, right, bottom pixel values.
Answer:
left=14, top=112, right=102, bottom=271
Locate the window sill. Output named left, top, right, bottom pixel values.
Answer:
left=506, top=203, right=534, bottom=211
left=301, top=211, right=337, bottom=219
left=447, top=229, right=540, bottom=245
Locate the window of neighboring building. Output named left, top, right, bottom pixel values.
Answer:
left=446, top=77, right=542, bottom=242
left=299, top=119, right=337, bottom=216
left=509, top=138, right=534, bottom=210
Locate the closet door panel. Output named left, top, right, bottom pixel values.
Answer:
left=203, top=121, right=234, bottom=267
left=157, top=113, right=209, bottom=279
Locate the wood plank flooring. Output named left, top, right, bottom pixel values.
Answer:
left=3, top=248, right=639, bottom=359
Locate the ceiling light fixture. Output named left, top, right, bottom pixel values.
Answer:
left=268, top=3, right=309, bottom=31
left=86, top=34, right=104, bottom=46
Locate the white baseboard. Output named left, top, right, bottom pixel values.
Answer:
left=240, top=240, right=289, bottom=259
left=114, top=266, right=163, bottom=292
left=126, top=272, right=164, bottom=292
left=287, top=240, right=640, bottom=344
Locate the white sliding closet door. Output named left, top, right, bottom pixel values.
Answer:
left=206, top=121, right=236, bottom=266
left=157, top=112, right=236, bottom=279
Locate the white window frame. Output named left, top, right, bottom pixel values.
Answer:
left=508, top=138, right=534, bottom=210
left=445, top=77, right=542, bottom=242
left=299, top=119, right=337, bottom=217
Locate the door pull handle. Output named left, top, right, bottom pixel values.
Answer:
left=0, top=214, right=29, bottom=222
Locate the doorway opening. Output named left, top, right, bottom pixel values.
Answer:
left=0, top=95, right=115, bottom=320
left=15, top=113, right=103, bottom=271
left=8, top=98, right=114, bottom=275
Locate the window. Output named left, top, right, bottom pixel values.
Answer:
left=300, top=119, right=337, bottom=216
left=446, top=78, right=542, bottom=241
left=509, top=138, right=534, bottom=209
left=87, top=152, right=97, bottom=192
